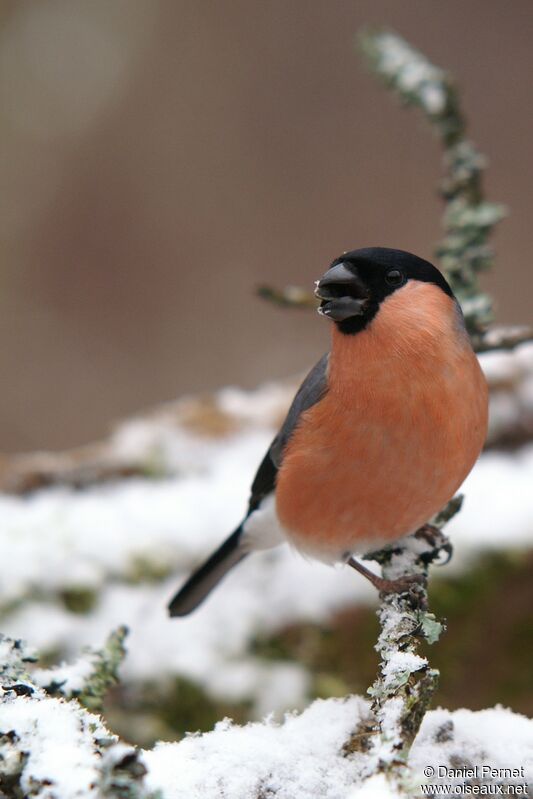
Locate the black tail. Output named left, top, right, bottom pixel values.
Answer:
left=168, top=528, right=248, bottom=617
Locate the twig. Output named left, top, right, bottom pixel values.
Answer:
left=473, top=325, right=533, bottom=353
left=259, top=30, right=508, bottom=342
left=359, top=29, right=506, bottom=336
left=0, top=446, right=146, bottom=494
left=256, top=285, right=317, bottom=310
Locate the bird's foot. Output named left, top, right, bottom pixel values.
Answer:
left=414, top=524, right=453, bottom=565
left=375, top=573, right=426, bottom=595
left=347, top=556, right=426, bottom=598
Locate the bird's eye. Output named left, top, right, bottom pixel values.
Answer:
left=385, top=269, right=404, bottom=287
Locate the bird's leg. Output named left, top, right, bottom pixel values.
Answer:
left=346, top=556, right=425, bottom=594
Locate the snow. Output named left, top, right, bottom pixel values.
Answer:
left=3, top=679, right=531, bottom=799
left=33, top=655, right=97, bottom=696
left=375, top=695, right=404, bottom=750
left=381, top=652, right=427, bottom=684
left=446, top=445, right=533, bottom=551
left=349, top=775, right=398, bottom=798
left=0, top=348, right=532, bottom=796
left=0, top=352, right=531, bottom=714
left=1, top=431, right=530, bottom=714
left=143, top=701, right=533, bottom=798
left=0, top=692, right=111, bottom=798
left=144, top=697, right=369, bottom=799
left=483, top=341, right=533, bottom=443
left=410, top=706, right=533, bottom=788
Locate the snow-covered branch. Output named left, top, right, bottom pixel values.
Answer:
left=32, top=626, right=128, bottom=711
left=343, top=505, right=458, bottom=793
left=2, top=630, right=532, bottom=797
left=0, top=632, right=156, bottom=799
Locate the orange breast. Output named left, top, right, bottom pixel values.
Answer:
left=275, top=283, right=488, bottom=561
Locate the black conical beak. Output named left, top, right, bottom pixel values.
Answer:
left=314, top=262, right=368, bottom=322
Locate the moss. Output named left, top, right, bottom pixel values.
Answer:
left=76, top=627, right=128, bottom=712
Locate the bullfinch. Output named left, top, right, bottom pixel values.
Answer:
left=168, top=247, right=488, bottom=617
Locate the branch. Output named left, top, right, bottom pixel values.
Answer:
left=339, top=47, right=511, bottom=765
left=473, top=325, right=533, bottom=353
left=359, top=29, right=506, bottom=336
left=259, top=30, right=508, bottom=342
left=0, top=445, right=146, bottom=494
left=0, top=632, right=156, bottom=799
left=344, top=500, right=460, bottom=790
left=256, top=285, right=317, bottom=310
left=32, top=626, right=128, bottom=712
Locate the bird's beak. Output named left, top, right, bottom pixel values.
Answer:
left=314, top=262, right=369, bottom=322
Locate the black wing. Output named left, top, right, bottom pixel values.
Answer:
left=248, top=352, right=329, bottom=511
left=168, top=352, right=330, bottom=617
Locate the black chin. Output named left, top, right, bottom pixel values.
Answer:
left=336, top=300, right=379, bottom=335
left=318, top=297, right=367, bottom=322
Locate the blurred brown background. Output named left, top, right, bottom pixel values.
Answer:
left=1, top=0, right=531, bottom=452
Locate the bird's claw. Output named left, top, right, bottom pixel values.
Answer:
left=415, top=524, right=453, bottom=565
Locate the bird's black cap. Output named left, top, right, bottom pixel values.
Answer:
left=336, top=247, right=453, bottom=298
left=316, top=247, right=454, bottom=335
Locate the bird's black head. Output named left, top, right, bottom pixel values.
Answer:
left=314, top=247, right=454, bottom=335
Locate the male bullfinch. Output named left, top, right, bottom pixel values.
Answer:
left=168, top=247, right=488, bottom=617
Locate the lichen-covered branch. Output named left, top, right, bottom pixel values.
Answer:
left=254, top=37, right=519, bottom=782
left=258, top=29, right=519, bottom=350
left=344, top=505, right=459, bottom=790
left=364, top=531, right=447, bottom=774
left=32, top=626, right=128, bottom=712
left=358, top=29, right=506, bottom=335
left=0, top=632, right=157, bottom=799
left=253, top=45, right=530, bottom=784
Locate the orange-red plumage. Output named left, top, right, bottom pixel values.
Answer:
left=168, top=249, right=490, bottom=617
left=275, top=282, right=488, bottom=561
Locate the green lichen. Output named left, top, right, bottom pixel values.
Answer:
left=78, top=627, right=129, bottom=712
left=417, top=612, right=445, bottom=645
